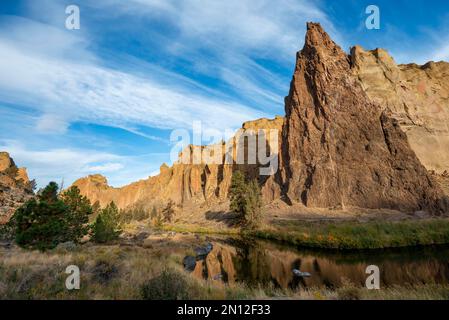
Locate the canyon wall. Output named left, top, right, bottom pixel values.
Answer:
left=265, top=22, right=447, bottom=214
left=351, top=46, right=449, bottom=174
left=73, top=23, right=449, bottom=215
left=73, top=116, right=284, bottom=211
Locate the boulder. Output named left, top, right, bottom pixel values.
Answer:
left=183, top=256, right=197, bottom=272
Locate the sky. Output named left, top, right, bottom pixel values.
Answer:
left=1, top=0, right=449, bottom=188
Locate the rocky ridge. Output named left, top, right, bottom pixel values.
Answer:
left=0, top=152, right=33, bottom=224
left=73, top=23, right=449, bottom=216
left=263, top=22, right=447, bottom=214
left=73, top=116, right=284, bottom=211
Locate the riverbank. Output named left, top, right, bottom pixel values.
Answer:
left=1, top=239, right=449, bottom=300
left=164, top=218, right=449, bottom=250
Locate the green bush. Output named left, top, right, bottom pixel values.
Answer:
left=91, top=202, right=122, bottom=243
left=140, top=269, right=191, bottom=300
left=0, top=223, right=14, bottom=241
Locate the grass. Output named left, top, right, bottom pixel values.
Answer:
left=1, top=243, right=449, bottom=300
left=162, top=224, right=240, bottom=236
left=160, top=218, right=449, bottom=250
left=250, top=218, right=449, bottom=249
left=0, top=242, right=238, bottom=300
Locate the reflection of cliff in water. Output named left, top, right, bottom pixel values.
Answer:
left=190, top=239, right=449, bottom=289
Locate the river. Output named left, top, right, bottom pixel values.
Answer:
left=187, top=237, right=449, bottom=289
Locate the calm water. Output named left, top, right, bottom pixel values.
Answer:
left=188, top=237, right=449, bottom=289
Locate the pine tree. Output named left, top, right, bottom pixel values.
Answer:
left=91, top=202, right=122, bottom=243
left=229, top=171, right=263, bottom=229
left=60, top=186, right=92, bottom=242
left=243, top=179, right=263, bottom=230
left=229, top=171, right=247, bottom=216
left=13, top=182, right=69, bottom=250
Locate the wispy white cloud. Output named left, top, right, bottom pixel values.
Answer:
left=98, top=0, right=337, bottom=59
left=0, top=16, right=265, bottom=135
left=0, top=140, right=168, bottom=188
left=83, top=162, right=124, bottom=173
left=0, top=140, right=121, bottom=186
left=88, top=0, right=340, bottom=111
left=0, top=0, right=337, bottom=187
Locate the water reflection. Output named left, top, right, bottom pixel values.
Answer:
left=189, top=238, right=449, bottom=289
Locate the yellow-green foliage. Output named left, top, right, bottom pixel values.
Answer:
left=251, top=218, right=449, bottom=249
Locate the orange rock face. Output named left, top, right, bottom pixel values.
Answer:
left=271, top=23, right=447, bottom=214
left=351, top=46, right=449, bottom=174
left=72, top=117, right=284, bottom=211
left=72, top=23, right=448, bottom=216
left=0, top=152, right=33, bottom=223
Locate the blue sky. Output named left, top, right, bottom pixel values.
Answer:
left=1, top=0, right=448, bottom=188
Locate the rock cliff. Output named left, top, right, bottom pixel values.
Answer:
left=0, top=152, right=33, bottom=224
left=73, top=23, right=449, bottom=215
left=268, top=23, right=447, bottom=214
left=351, top=46, right=449, bottom=174
left=72, top=116, right=284, bottom=211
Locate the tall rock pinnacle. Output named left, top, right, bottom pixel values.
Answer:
left=277, top=22, right=448, bottom=214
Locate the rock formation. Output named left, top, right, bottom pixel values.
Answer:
left=0, top=152, right=33, bottom=224
left=351, top=46, right=449, bottom=174
left=72, top=23, right=449, bottom=216
left=267, top=22, right=447, bottom=214
left=72, top=117, right=283, bottom=211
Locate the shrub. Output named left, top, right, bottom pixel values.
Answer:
left=150, top=206, right=158, bottom=219
left=91, top=202, right=122, bottom=243
left=0, top=223, right=14, bottom=241
left=132, top=207, right=149, bottom=222
left=140, top=269, right=191, bottom=300
left=91, top=259, right=119, bottom=284
left=162, top=200, right=175, bottom=222
left=153, top=213, right=164, bottom=229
